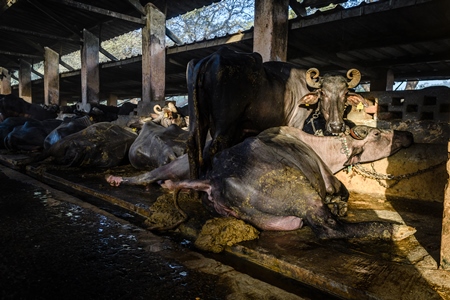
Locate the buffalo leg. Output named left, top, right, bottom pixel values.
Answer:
left=106, top=154, right=190, bottom=187
left=304, top=202, right=416, bottom=241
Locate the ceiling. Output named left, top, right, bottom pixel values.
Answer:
left=1, top=0, right=449, bottom=103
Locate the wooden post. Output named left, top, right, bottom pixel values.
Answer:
left=0, top=67, right=11, bottom=94
left=139, top=2, right=166, bottom=116
left=107, top=93, right=118, bottom=106
left=370, top=68, right=394, bottom=91
left=19, top=60, right=32, bottom=103
left=81, top=29, right=99, bottom=107
left=253, top=0, right=289, bottom=62
left=441, top=141, right=450, bottom=270
left=44, top=47, right=60, bottom=105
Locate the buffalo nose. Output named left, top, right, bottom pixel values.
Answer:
left=329, top=122, right=344, bottom=133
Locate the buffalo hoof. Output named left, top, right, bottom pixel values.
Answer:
left=325, top=195, right=348, bottom=217
left=106, top=174, right=123, bottom=187
left=391, top=224, right=417, bottom=241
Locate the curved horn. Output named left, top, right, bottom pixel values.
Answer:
left=346, top=69, right=361, bottom=88
left=167, top=102, right=177, bottom=113
left=305, top=68, right=321, bottom=89
left=153, top=104, right=162, bottom=114
left=350, top=126, right=369, bottom=140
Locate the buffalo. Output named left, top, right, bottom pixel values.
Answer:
left=186, top=47, right=367, bottom=179
left=160, top=126, right=415, bottom=240
left=106, top=126, right=413, bottom=194
left=0, top=94, right=58, bottom=121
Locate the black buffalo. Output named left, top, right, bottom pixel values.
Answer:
left=45, top=123, right=137, bottom=168
left=161, top=126, right=415, bottom=240
left=4, top=118, right=62, bottom=151
left=187, top=47, right=367, bottom=179
left=128, top=122, right=189, bottom=170
left=0, top=94, right=58, bottom=121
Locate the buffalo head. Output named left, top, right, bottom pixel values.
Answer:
left=343, top=125, right=414, bottom=166
left=299, top=68, right=368, bottom=135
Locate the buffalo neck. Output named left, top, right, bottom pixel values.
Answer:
left=279, top=127, right=350, bottom=174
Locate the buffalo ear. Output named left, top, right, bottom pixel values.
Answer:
left=299, top=91, right=320, bottom=105
left=346, top=93, right=368, bottom=107
left=343, top=146, right=363, bottom=166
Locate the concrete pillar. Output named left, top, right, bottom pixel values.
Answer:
left=44, top=47, right=60, bottom=105
left=139, top=2, right=166, bottom=116
left=370, top=68, right=394, bottom=91
left=0, top=67, right=11, bottom=94
left=107, top=94, right=118, bottom=106
left=81, top=29, right=99, bottom=107
left=441, top=141, right=450, bottom=270
left=19, top=60, right=32, bottom=103
left=253, top=0, right=289, bottom=62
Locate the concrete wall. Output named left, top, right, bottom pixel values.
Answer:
left=335, top=143, right=447, bottom=202
left=341, top=87, right=449, bottom=202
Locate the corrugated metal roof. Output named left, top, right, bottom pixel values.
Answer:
left=1, top=0, right=449, bottom=103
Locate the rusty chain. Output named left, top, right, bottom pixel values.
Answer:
left=351, top=160, right=446, bottom=188
left=339, top=136, right=446, bottom=188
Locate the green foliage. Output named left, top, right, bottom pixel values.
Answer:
left=166, top=0, right=254, bottom=45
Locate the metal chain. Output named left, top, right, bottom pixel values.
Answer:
left=306, top=106, right=323, bottom=136
left=339, top=136, right=446, bottom=188
left=351, top=161, right=446, bottom=188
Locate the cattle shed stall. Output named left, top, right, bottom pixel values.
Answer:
left=0, top=0, right=450, bottom=298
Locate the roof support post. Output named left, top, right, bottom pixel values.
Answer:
left=19, top=60, right=32, bottom=103
left=253, top=0, right=289, bottom=62
left=44, top=47, right=60, bottom=105
left=441, top=142, right=450, bottom=270
left=81, top=29, right=99, bottom=106
left=370, top=68, right=394, bottom=91
left=0, top=67, right=11, bottom=94
left=107, top=93, right=118, bottom=107
left=139, top=2, right=165, bottom=116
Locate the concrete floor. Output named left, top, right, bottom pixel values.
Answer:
left=1, top=152, right=450, bottom=300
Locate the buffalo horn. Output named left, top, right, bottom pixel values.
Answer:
left=305, top=68, right=321, bottom=89
left=153, top=104, right=162, bottom=114
left=346, top=69, right=361, bottom=88
left=350, top=126, right=368, bottom=140
left=167, top=102, right=178, bottom=113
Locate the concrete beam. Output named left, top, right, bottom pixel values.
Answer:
left=253, top=0, right=289, bottom=62
left=19, top=60, right=32, bottom=103
left=0, top=67, right=11, bottom=94
left=44, top=47, right=59, bottom=105
left=370, top=68, right=394, bottom=92
left=140, top=2, right=165, bottom=116
left=81, top=29, right=99, bottom=105
left=107, top=93, right=118, bottom=107
left=441, top=141, right=450, bottom=270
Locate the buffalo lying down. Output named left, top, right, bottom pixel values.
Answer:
left=45, top=122, right=137, bottom=168
left=128, top=122, right=189, bottom=170
left=0, top=94, right=58, bottom=121
left=160, top=126, right=415, bottom=240
left=5, top=118, right=62, bottom=151
left=106, top=126, right=413, bottom=190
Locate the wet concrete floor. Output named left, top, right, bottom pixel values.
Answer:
left=1, top=152, right=450, bottom=300
left=0, top=164, right=335, bottom=300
